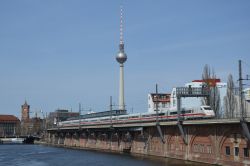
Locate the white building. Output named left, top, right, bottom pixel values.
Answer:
left=240, top=88, right=250, bottom=117
left=148, top=79, right=227, bottom=116
left=183, top=79, right=227, bottom=116
left=148, top=93, right=171, bottom=113
left=147, top=80, right=250, bottom=118
left=245, top=88, right=250, bottom=102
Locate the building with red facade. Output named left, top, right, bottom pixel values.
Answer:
left=0, top=115, right=20, bottom=137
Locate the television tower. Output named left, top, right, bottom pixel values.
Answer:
left=116, top=6, right=127, bottom=110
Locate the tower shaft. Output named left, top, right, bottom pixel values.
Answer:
left=119, top=64, right=125, bottom=110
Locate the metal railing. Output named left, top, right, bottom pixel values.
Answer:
left=176, top=87, right=209, bottom=97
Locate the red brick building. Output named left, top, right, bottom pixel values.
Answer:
left=21, top=101, right=43, bottom=136
left=0, top=115, right=20, bottom=137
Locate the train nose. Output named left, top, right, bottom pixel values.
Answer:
left=209, top=111, right=215, bottom=116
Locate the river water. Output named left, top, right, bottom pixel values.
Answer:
left=0, top=144, right=210, bottom=166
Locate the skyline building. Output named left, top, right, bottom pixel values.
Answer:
left=116, top=6, right=127, bottom=111
left=21, top=101, right=30, bottom=121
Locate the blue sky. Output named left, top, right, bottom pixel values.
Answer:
left=0, top=0, right=249, bottom=118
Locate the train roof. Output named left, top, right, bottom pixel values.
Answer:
left=66, top=109, right=127, bottom=121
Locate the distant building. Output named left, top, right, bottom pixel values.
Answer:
left=245, top=88, right=250, bottom=102
left=0, top=115, right=20, bottom=137
left=21, top=101, right=30, bottom=121
left=183, top=79, right=227, bottom=117
left=148, top=79, right=227, bottom=116
left=48, top=109, right=79, bottom=128
left=170, top=79, right=227, bottom=113
left=148, top=93, right=171, bottom=113
left=233, top=88, right=250, bottom=117
left=245, top=93, right=250, bottom=117
left=20, top=101, right=43, bottom=136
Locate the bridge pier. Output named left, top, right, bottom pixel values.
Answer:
left=72, top=132, right=80, bottom=147
left=79, top=132, right=87, bottom=148
left=86, top=132, right=97, bottom=149
left=58, top=133, right=64, bottom=145
left=53, top=133, right=59, bottom=145
left=64, top=133, right=72, bottom=146
left=110, top=132, right=120, bottom=151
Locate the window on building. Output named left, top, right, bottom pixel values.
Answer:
left=193, top=144, right=197, bottom=152
left=235, top=147, right=239, bottom=156
left=244, top=148, right=249, bottom=158
left=201, top=144, right=205, bottom=153
left=225, top=146, right=230, bottom=156
left=207, top=145, right=212, bottom=154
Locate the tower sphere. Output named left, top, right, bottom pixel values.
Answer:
left=116, top=51, right=127, bottom=64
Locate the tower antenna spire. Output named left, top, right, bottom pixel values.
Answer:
left=119, top=5, right=125, bottom=52
left=120, top=5, right=124, bottom=46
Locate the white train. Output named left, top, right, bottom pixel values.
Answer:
left=58, top=105, right=215, bottom=127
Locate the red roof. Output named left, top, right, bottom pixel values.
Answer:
left=192, top=79, right=221, bottom=87
left=0, top=115, right=20, bottom=122
left=192, top=79, right=221, bottom=83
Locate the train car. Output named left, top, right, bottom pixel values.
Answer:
left=166, top=105, right=214, bottom=120
left=58, top=105, right=215, bottom=127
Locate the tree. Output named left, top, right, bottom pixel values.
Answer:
left=202, top=64, right=211, bottom=105
left=202, top=64, right=221, bottom=117
left=224, top=74, right=238, bottom=118
left=211, top=85, right=221, bottom=117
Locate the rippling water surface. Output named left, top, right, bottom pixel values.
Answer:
left=0, top=144, right=210, bottom=166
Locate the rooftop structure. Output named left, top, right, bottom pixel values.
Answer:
left=0, top=115, right=20, bottom=122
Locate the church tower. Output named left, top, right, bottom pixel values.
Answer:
left=21, top=101, right=30, bottom=121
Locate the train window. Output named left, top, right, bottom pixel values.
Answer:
left=203, top=107, right=212, bottom=110
left=119, top=117, right=127, bottom=119
left=170, top=112, right=177, bottom=115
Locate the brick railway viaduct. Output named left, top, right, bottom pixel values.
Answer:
left=46, top=118, right=250, bottom=166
